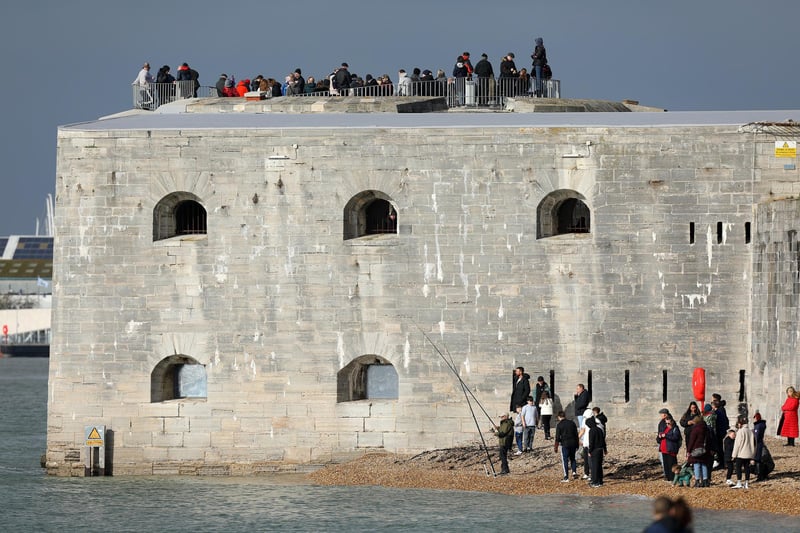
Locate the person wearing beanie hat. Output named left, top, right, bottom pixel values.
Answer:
left=491, top=412, right=513, bottom=475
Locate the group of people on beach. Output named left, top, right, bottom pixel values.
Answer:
left=131, top=37, right=552, bottom=106
left=493, top=367, right=800, bottom=493
left=658, top=385, right=799, bottom=490
left=494, top=367, right=608, bottom=487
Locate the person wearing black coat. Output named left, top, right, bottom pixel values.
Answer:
left=586, top=416, right=607, bottom=487
left=473, top=53, right=494, bottom=106
left=498, top=53, right=517, bottom=97
left=752, top=412, right=769, bottom=480
left=334, top=63, right=351, bottom=94
left=574, top=384, right=590, bottom=426
left=554, top=411, right=579, bottom=480
left=510, top=367, right=531, bottom=411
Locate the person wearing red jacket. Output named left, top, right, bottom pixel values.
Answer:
left=236, top=79, right=250, bottom=97
left=779, top=386, right=799, bottom=446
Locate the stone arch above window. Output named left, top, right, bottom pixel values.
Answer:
left=537, top=189, right=591, bottom=239
left=153, top=192, right=207, bottom=241
left=337, top=354, right=399, bottom=402
left=343, top=190, right=398, bottom=240
left=151, top=354, right=207, bottom=402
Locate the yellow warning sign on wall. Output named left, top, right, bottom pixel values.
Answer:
left=85, top=425, right=105, bottom=446
left=775, top=140, right=797, bottom=158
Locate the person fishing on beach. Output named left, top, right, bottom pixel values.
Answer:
left=492, top=412, right=514, bottom=475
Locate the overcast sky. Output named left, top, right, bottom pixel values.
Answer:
left=1, top=0, right=799, bottom=235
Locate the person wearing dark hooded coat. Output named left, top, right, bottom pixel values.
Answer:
left=586, top=415, right=607, bottom=487
left=155, top=66, right=176, bottom=105
left=530, top=37, right=547, bottom=96
left=751, top=411, right=769, bottom=480
left=510, top=367, right=531, bottom=411
left=686, top=415, right=711, bottom=487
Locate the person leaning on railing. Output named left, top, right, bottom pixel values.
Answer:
left=132, top=62, right=154, bottom=109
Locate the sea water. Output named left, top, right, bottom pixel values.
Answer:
left=0, top=357, right=794, bottom=532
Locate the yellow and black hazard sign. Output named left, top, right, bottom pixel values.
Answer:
left=85, top=425, right=105, bottom=446
left=775, top=140, right=797, bottom=158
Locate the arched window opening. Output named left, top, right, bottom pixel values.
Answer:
left=537, top=189, right=591, bottom=239
left=343, top=190, right=398, bottom=240
left=151, top=355, right=207, bottom=402
left=153, top=192, right=207, bottom=241
left=337, top=354, right=399, bottom=402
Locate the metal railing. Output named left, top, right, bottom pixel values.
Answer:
left=132, top=81, right=215, bottom=110
left=133, top=78, right=560, bottom=110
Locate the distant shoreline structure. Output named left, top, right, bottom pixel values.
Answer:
left=0, top=195, right=53, bottom=357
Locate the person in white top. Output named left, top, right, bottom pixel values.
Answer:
left=132, top=62, right=154, bottom=109
left=396, top=69, right=412, bottom=96
left=133, top=62, right=153, bottom=86
left=730, top=416, right=756, bottom=489
left=577, top=408, right=593, bottom=480
left=539, top=390, right=554, bottom=440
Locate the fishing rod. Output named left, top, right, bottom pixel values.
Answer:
left=415, top=324, right=494, bottom=425
left=415, top=324, right=497, bottom=476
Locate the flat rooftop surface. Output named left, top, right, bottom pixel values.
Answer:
left=61, top=107, right=800, bottom=132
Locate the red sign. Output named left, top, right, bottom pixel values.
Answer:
left=2, top=325, right=7, bottom=336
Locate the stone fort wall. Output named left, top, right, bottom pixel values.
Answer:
left=46, top=111, right=800, bottom=475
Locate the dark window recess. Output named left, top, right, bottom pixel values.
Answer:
left=175, top=201, right=207, bottom=235
left=716, top=222, right=723, bottom=244
left=689, top=222, right=695, bottom=244
left=738, top=369, right=746, bottom=402
left=745, top=222, right=751, bottom=244
left=624, top=369, right=630, bottom=403
left=662, top=370, right=668, bottom=403
left=788, top=230, right=797, bottom=252
left=365, top=199, right=397, bottom=235
left=557, top=198, right=590, bottom=234
left=587, top=370, right=593, bottom=400
left=549, top=369, right=555, bottom=397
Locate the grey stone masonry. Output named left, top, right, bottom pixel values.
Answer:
left=46, top=101, right=800, bottom=475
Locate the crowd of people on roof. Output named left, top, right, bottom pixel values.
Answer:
left=132, top=37, right=554, bottom=105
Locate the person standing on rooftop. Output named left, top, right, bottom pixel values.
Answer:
left=133, top=62, right=153, bottom=86
left=531, top=37, right=547, bottom=97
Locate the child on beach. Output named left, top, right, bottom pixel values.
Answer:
left=671, top=463, right=693, bottom=487
left=723, top=429, right=736, bottom=485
